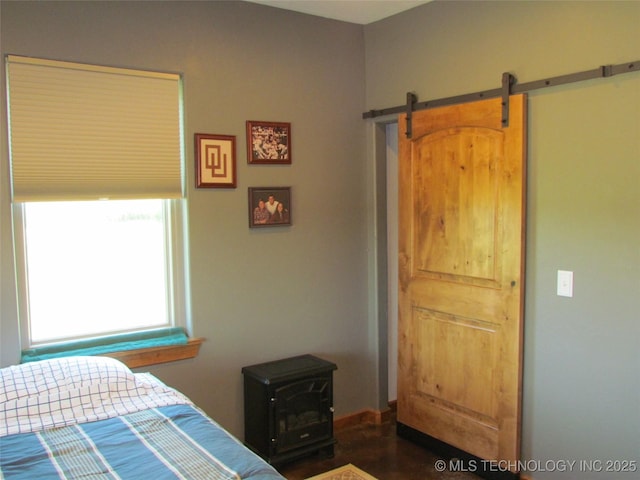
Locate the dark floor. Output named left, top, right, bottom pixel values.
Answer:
left=276, top=417, right=481, bottom=480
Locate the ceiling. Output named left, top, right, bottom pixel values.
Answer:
left=246, top=0, right=431, bottom=25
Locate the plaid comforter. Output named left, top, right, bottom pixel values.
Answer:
left=0, top=357, right=284, bottom=480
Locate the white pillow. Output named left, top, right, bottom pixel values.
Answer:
left=0, top=356, right=136, bottom=403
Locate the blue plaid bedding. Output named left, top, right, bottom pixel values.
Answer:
left=0, top=404, right=283, bottom=479
left=0, top=357, right=284, bottom=479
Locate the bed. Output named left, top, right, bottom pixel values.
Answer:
left=0, top=356, right=286, bottom=479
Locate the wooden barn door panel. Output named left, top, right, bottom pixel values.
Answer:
left=397, top=95, right=526, bottom=470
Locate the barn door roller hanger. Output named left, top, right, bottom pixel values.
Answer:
left=366, top=60, right=640, bottom=139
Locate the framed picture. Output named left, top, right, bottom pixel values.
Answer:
left=246, top=121, right=291, bottom=164
left=249, top=187, right=291, bottom=228
left=195, top=133, right=237, bottom=188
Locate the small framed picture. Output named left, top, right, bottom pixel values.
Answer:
left=195, top=133, right=237, bottom=188
left=246, top=121, right=291, bottom=164
left=249, top=187, right=291, bottom=228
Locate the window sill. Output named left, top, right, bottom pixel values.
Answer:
left=100, top=337, right=204, bottom=369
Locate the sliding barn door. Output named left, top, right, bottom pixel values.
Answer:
left=397, top=95, right=526, bottom=471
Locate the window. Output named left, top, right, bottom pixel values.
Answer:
left=7, top=56, right=187, bottom=349
left=15, top=199, right=187, bottom=346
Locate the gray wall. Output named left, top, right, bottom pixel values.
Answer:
left=0, top=0, right=374, bottom=437
left=1, top=1, right=638, bottom=478
left=365, top=1, right=639, bottom=479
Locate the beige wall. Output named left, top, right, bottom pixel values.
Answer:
left=365, top=1, right=639, bottom=478
left=0, top=0, right=373, bottom=437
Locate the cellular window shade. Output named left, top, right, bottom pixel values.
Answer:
left=7, top=56, right=183, bottom=201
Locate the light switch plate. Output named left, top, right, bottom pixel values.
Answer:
left=557, top=270, right=574, bottom=297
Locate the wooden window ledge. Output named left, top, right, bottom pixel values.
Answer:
left=101, top=337, right=204, bottom=369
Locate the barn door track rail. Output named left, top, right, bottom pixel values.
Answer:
left=363, top=60, right=639, bottom=138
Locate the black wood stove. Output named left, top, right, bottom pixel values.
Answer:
left=242, top=354, right=337, bottom=466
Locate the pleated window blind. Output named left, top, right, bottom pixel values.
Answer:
left=6, top=55, right=183, bottom=201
